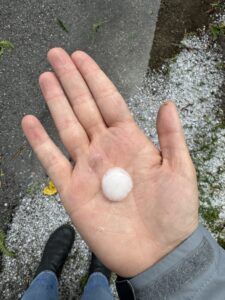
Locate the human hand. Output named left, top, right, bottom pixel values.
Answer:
left=22, top=48, right=199, bottom=277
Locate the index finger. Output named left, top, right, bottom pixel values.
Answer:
left=71, top=51, right=133, bottom=127
left=21, top=115, right=72, bottom=195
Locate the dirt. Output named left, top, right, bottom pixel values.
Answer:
left=149, top=0, right=213, bottom=69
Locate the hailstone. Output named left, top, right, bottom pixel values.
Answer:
left=101, top=167, right=133, bottom=201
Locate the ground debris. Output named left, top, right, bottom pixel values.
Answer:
left=42, top=180, right=58, bottom=196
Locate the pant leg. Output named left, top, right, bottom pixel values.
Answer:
left=21, top=271, right=59, bottom=300
left=81, top=272, right=114, bottom=300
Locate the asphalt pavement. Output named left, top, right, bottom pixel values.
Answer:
left=0, top=0, right=160, bottom=231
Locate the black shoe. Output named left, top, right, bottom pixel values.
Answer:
left=34, top=224, right=75, bottom=279
left=89, top=253, right=111, bottom=282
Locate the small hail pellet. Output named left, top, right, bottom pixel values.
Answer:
left=101, top=167, right=133, bottom=201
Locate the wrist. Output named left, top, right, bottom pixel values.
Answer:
left=116, top=223, right=199, bottom=278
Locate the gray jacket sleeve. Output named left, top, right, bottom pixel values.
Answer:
left=116, top=224, right=225, bottom=300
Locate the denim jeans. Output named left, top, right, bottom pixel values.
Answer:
left=21, top=271, right=113, bottom=300
left=21, top=271, right=59, bottom=300
left=80, top=272, right=113, bottom=300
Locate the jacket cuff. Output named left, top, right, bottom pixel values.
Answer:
left=116, top=224, right=217, bottom=300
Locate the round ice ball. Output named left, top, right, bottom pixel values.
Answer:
left=101, top=167, right=133, bottom=201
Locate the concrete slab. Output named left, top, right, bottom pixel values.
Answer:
left=0, top=0, right=160, bottom=232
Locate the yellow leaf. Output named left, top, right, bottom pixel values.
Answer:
left=43, top=180, right=58, bottom=196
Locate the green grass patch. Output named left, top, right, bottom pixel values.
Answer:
left=209, top=22, right=225, bottom=40
left=200, top=205, right=221, bottom=232
left=211, top=1, right=225, bottom=9
left=0, top=40, right=14, bottom=58
left=0, top=229, right=16, bottom=257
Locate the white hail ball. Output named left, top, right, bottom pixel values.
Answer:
left=101, top=167, right=133, bottom=201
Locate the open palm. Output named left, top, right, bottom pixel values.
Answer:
left=22, top=48, right=199, bottom=277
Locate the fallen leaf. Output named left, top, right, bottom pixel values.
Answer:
left=43, top=180, right=58, bottom=196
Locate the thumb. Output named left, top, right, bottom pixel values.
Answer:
left=156, top=101, right=191, bottom=167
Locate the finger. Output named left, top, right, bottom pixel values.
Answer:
left=47, top=48, right=106, bottom=139
left=156, top=101, right=191, bottom=166
left=71, top=50, right=133, bottom=126
left=39, top=72, right=89, bottom=160
left=21, top=115, right=72, bottom=194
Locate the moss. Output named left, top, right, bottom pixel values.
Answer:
left=0, top=229, right=16, bottom=257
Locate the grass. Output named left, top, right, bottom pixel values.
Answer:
left=91, top=19, right=108, bottom=45
left=211, top=1, right=225, bottom=9
left=209, top=22, right=225, bottom=40
left=92, top=20, right=108, bottom=33
left=26, top=180, right=43, bottom=197
left=0, top=169, right=5, bottom=189
left=56, top=18, right=69, bottom=33
left=184, top=31, right=196, bottom=38
left=217, top=236, right=225, bottom=248
left=216, top=62, right=225, bottom=69
left=79, top=273, right=89, bottom=291
left=0, top=229, right=15, bottom=257
left=200, top=205, right=221, bottom=232
left=128, top=32, right=138, bottom=40
left=138, top=116, right=147, bottom=122
left=189, top=114, right=225, bottom=247
left=0, top=40, right=14, bottom=58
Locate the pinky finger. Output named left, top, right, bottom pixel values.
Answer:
left=21, top=115, right=72, bottom=194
